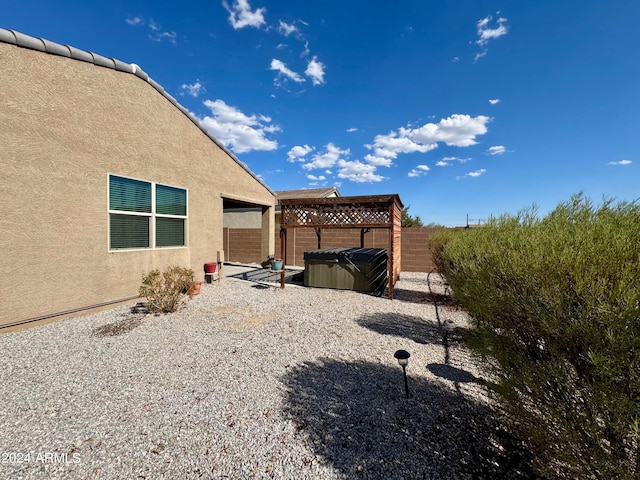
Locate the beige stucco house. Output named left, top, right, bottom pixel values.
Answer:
left=0, top=28, right=276, bottom=329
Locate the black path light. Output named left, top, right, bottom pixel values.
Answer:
left=394, top=349, right=411, bottom=399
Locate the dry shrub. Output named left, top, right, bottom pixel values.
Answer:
left=139, top=266, right=194, bottom=313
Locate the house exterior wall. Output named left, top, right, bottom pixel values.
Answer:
left=223, top=209, right=262, bottom=228
left=0, top=42, right=275, bottom=327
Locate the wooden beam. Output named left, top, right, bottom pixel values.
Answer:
left=281, top=223, right=393, bottom=229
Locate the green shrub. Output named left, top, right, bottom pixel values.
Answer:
left=428, top=227, right=458, bottom=274
left=442, top=194, right=640, bottom=479
left=139, top=266, right=194, bottom=313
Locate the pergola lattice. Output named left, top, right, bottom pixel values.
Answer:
left=279, top=194, right=403, bottom=299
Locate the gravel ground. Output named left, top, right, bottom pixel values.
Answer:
left=0, top=271, right=536, bottom=479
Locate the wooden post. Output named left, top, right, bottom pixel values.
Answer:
left=217, top=250, right=225, bottom=283
left=388, top=224, right=394, bottom=300
left=280, top=228, right=286, bottom=264
left=360, top=228, right=370, bottom=248
left=280, top=229, right=286, bottom=289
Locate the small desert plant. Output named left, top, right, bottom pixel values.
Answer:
left=139, top=265, right=194, bottom=313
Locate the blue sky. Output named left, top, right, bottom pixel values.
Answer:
left=4, top=1, right=639, bottom=226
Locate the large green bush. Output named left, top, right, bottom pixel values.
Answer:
left=139, top=266, right=194, bottom=313
left=441, top=195, right=640, bottom=479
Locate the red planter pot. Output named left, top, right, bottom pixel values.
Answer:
left=204, top=263, right=217, bottom=274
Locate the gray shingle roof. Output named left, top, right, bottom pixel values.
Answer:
left=0, top=27, right=274, bottom=196
left=275, top=187, right=341, bottom=200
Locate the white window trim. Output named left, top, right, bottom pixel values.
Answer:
left=108, top=174, right=189, bottom=252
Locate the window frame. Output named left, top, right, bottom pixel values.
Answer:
left=108, top=174, right=188, bottom=251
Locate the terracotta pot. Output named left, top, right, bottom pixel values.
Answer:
left=204, top=263, right=217, bottom=274
left=188, top=281, right=202, bottom=296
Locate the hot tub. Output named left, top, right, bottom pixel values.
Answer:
left=303, top=247, right=388, bottom=295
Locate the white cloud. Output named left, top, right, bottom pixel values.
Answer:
left=198, top=99, right=279, bottom=153
left=458, top=169, right=487, bottom=179
left=291, top=146, right=385, bottom=186
left=608, top=159, right=632, bottom=165
left=278, top=20, right=298, bottom=36
left=408, top=165, right=430, bottom=177
left=180, top=80, right=205, bottom=97
left=151, top=31, right=177, bottom=43
left=489, top=98, right=501, bottom=105
left=474, top=50, right=487, bottom=62
left=437, top=156, right=471, bottom=167
left=476, top=15, right=509, bottom=46
left=147, top=20, right=176, bottom=43
left=371, top=132, right=436, bottom=159
left=302, top=143, right=349, bottom=170
left=444, top=156, right=471, bottom=163
left=408, top=114, right=491, bottom=147
left=305, top=56, right=326, bottom=85
left=128, top=17, right=177, bottom=44
left=336, top=160, right=384, bottom=183
left=301, top=40, right=310, bottom=57
left=347, top=127, right=358, bottom=132
left=475, top=15, right=508, bottom=61
left=364, top=154, right=393, bottom=167
left=126, top=16, right=144, bottom=26
left=270, top=58, right=304, bottom=83
left=287, top=144, right=313, bottom=162
left=488, top=145, right=506, bottom=155
left=293, top=114, right=490, bottom=184
left=364, top=114, right=489, bottom=169
left=222, top=0, right=266, bottom=30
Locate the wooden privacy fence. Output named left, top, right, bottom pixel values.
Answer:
left=223, top=227, right=444, bottom=273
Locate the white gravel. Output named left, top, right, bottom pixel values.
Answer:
left=0, top=271, right=535, bottom=479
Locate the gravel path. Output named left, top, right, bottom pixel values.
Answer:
left=0, top=272, right=535, bottom=479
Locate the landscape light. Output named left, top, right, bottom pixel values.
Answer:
left=393, top=349, right=411, bottom=399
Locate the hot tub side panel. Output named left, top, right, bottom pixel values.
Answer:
left=303, top=248, right=388, bottom=293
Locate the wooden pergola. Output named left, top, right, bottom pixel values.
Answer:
left=279, top=194, right=403, bottom=299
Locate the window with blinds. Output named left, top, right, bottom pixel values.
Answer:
left=109, top=175, right=187, bottom=250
